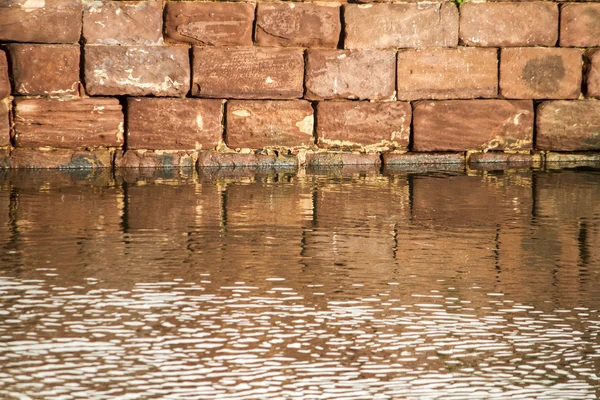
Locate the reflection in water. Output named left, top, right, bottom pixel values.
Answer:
left=0, top=167, right=599, bottom=399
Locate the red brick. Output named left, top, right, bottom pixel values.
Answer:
left=193, top=47, right=304, bottom=99
left=0, top=0, right=82, bottom=43
left=413, top=100, right=533, bottom=152
left=127, top=98, right=224, bottom=151
left=9, top=148, right=113, bottom=169
left=344, top=3, right=458, bottom=49
left=83, top=0, right=163, bottom=45
left=460, top=2, right=558, bottom=47
left=306, top=152, right=381, bottom=166
left=560, top=4, right=600, bottom=47
left=316, top=101, right=410, bottom=150
left=84, top=45, right=190, bottom=97
left=0, top=50, right=9, bottom=99
left=165, top=2, right=254, bottom=46
left=197, top=152, right=298, bottom=168
left=467, top=152, right=540, bottom=168
left=383, top=152, right=465, bottom=166
left=0, top=99, right=9, bottom=147
left=8, top=44, right=79, bottom=96
left=537, top=101, right=600, bottom=151
left=397, top=48, right=497, bottom=100
left=115, top=150, right=198, bottom=168
left=226, top=100, right=314, bottom=149
left=500, top=48, right=581, bottom=99
left=256, top=3, right=340, bottom=48
left=305, top=50, right=395, bottom=100
left=13, top=98, right=123, bottom=149
left=586, top=49, right=600, bottom=98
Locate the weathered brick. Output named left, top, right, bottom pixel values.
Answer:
left=0, top=0, right=82, bottom=43
left=83, top=0, right=163, bottom=45
left=316, top=101, right=410, bottom=149
left=413, top=100, right=534, bottom=152
left=165, top=2, right=254, bottom=46
left=0, top=99, right=9, bottom=147
left=8, top=44, right=80, bottom=96
left=537, top=101, right=600, bottom=151
left=383, top=152, right=465, bottom=166
left=344, top=3, right=458, bottom=49
left=226, top=100, right=314, bottom=149
left=193, top=47, right=304, bottom=99
left=560, top=4, right=600, bottom=47
left=256, top=3, right=340, bottom=48
left=586, top=49, right=600, bottom=98
left=305, top=50, right=395, bottom=100
left=115, top=150, right=198, bottom=168
left=13, top=98, right=123, bottom=149
left=9, top=148, right=113, bottom=169
left=460, top=2, right=558, bottom=47
left=127, top=98, right=223, bottom=150
left=0, top=50, right=9, bottom=99
left=307, top=153, right=381, bottom=166
left=397, top=48, right=497, bottom=100
left=85, top=45, right=190, bottom=97
left=197, top=152, right=298, bottom=168
left=468, top=152, right=540, bottom=167
left=500, top=48, right=581, bottom=99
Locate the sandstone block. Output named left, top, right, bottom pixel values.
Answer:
left=165, top=2, right=254, bottom=46
left=383, top=152, right=465, bottom=166
left=1, top=99, right=9, bottom=147
left=413, top=100, right=534, bottom=152
left=8, top=44, right=80, bottom=96
left=537, top=101, right=600, bottom=151
left=467, top=153, right=540, bottom=167
left=115, top=150, right=197, bottom=168
left=0, top=50, right=9, bottom=99
left=560, top=4, right=600, bottom=47
left=500, top=48, right=581, bottom=99
left=193, top=47, right=304, bottom=99
left=13, top=98, right=124, bottom=149
left=305, top=50, right=395, bottom=100
left=397, top=48, right=497, bottom=100
left=316, top=101, right=411, bottom=149
left=256, top=3, right=340, bottom=48
left=127, top=98, right=223, bottom=150
left=586, top=49, right=600, bottom=98
left=197, top=152, right=298, bottom=168
left=10, top=148, right=113, bottom=169
left=226, top=100, right=314, bottom=149
left=0, top=0, right=82, bottom=43
left=306, top=153, right=381, bottom=167
left=344, top=3, right=458, bottom=49
left=83, top=0, right=163, bottom=45
left=85, top=45, right=190, bottom=97
left=460, top=2, right=558, bottom=47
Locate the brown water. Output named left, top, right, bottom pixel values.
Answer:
left=0, top=166, right=599, bottom=399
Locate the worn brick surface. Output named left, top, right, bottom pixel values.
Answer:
left=305, top=50, right=395, bottom=100
left=197, top=152, right=298, bottom=168
left=587, top=49, right=600, bottom=98
left=1, top=99, right=9, bottom=147
left=500, top=48, right=582, bottom=99
left=165, top=2, right=254, bottom=46
left=468, top=153, right=540, bottom=167
left=115, top=150, right=198, bottom=168
left=413, top=100, right=534, bottom=152
left=316, top=101, right=411, bottom=149
left=560, top=4, right=600, bottom=47
left=8, top=44, right=80, bottom=96
left=344, top=3, right=458, bottom=49
left=307, top=153, right=381, bottom=167
left=193, top=47, right=304, bottom=99
left=383, top=152, right=465, bottom=166
left=85, top=45, right=190, bottom=97
left=397, top=48, right=498, bottom=100
left=256, top=3, right=340, bottom=48
left=0, top=50, right=9, bottom=99
left=83, top=0, right=163, bottom=45
left=13, top=98, right=124, bottom=149
left=127, top=98, right=223, bottom=150
left=537, top=101, right=600, bottom=151
left=460, top=2, right=558, bottom=47
left=0, top=0, right=82, bottom=43
left=226, top=100, right=314, bottom=149
left=10, top=148, right=113, bottom=169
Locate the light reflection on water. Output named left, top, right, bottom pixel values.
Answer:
left=0, top=166, right=599, bottom=399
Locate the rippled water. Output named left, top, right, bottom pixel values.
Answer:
left=0, top=166, right=599, bottom=399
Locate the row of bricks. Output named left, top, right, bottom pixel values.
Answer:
left=2, top=97, right=599, bottom=152
left=2, top=1, right=600, bottom=49
left=1, top=45, right=599, bottom=100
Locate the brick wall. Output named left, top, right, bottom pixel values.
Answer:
left=0, top=0, right=599, bottom=169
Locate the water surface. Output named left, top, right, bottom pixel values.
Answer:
left=0, top=166, right=599, bottom=399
